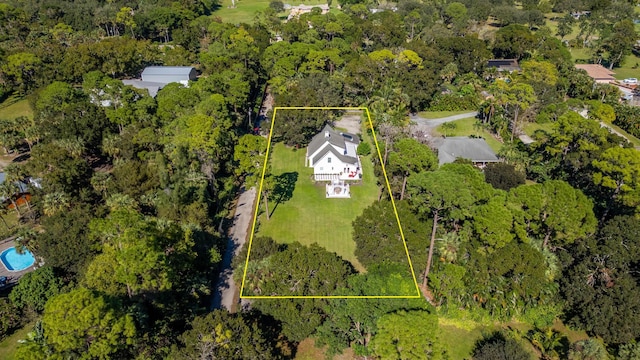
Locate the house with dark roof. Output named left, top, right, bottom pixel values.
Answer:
left=122, top=66, right=196, bottom=97
left=433, top=137, right=500, bottom=167
left=487, top=59, right=521, bottom=72
left=306, top=125, right=362, bottom=181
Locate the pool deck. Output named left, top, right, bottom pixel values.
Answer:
left=0, top=237, right=37, bottom=287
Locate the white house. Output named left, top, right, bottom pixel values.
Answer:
left=306, top=125, right=362, bottom=181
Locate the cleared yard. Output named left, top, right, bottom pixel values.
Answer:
left=255, top=142, right=378, bottom=272
left=434, top=118, right=503, bottom=153
left=0, top=321, right=36, bottom=360
left=212, top=0, right=328, bottom=24
left=417, top=110, right=475, bottom=119
left=0, top=99, right=33, bottom=120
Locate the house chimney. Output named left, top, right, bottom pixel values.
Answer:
left=325, top=131, right=330, bottom=138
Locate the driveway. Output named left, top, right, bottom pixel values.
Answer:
left=210, top=186, right=257, bottom=312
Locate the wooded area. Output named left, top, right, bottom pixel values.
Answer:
left=0, top=0, right=639, bottom=358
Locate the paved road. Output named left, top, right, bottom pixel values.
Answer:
left=409, top=111, right=478, bottom=128
left=211, top=186, right=257, bottom=312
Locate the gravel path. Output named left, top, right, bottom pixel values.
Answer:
left=211, top=186, right=257, bottom=312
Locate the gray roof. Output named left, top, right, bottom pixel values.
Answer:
left=312, top=144, right=359, bottom=166
left=307, top=125, right=360, bottom=158
left=487, top=59, right=520, bottom=72
left=141, top=66, right=195, bottom=77
left=434, top=137, right=499, bottom=165
left=122, top=80, right=166, bottom=98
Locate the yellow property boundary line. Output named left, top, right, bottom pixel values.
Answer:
left=240, top=106, right=421, bottom=299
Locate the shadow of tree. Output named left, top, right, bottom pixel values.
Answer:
left=269, top=172, right=298, bottom=218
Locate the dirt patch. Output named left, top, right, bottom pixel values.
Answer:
left=334, top=114, right=362, bottom=135
left=294, top=338, right=357, bottom=360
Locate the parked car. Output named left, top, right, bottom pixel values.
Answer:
left=623, top=78, right=638, bottom=84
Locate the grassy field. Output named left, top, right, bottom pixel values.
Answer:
left=0, top=322, right=35, bottom=360
left=0, top=98, right=33, bottom=120
left=606, top=122, right=640, bottom=147
left=523, top=121, right=554, bottom=137
left=417, top=110, right=475, bottom=119
left=434, top=118, right=504, bottom=153
left=0, top=210, right=20, bottom=240
left=439, top=322, right=486, bottom=359
left=255, top=142, right=378, bottom=272
left=611, top=54, right=640, bottom=80
left=212, top=0, right=328, bottom=24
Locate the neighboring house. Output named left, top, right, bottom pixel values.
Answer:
left=306, top=125, right=362, bottom=181
left=433, top=137, right=500, bottom=167
left=571, top=11, right=590, bottom=19
left=122, top=66, right=197, bottom=98
left=487, top=59, right=521, bottom=72
left=287, top=4, right=330, bottom=20
left=0, top=172, right=29, bottom=202
left=575, top=64, right=616, bottom=84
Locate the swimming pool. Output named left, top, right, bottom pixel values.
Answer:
left=0, top=247, right=35, bottom=271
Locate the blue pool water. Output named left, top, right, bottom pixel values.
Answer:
left=0, top=247, right=35, bottom=271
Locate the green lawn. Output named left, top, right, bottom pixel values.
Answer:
left=0, top=99, right=33, bottom=120
left=606, top=122, right=640, bottom=147
left=611, top=54, right=640, bottom=80
left=523, top=122, right=554, bottom=137
left=439, top=322, right=486, bottom=359
left=0, top=322, right=35, bottom=360
left=212, top=0, right=329, bottom=24
left=0, top=210, right=20, bottom=240
left=434, top=118, right=504, bottom=153
left=255, top=142, right=378, bottom=272
left=417, top=110, right=476, bottom=119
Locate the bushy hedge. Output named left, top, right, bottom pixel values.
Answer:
left=429, top=94, right=480, bottom=111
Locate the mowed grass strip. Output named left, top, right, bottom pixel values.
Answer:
left=418, top=110, right=476, bottom=119
left=0, top=99, right=33, bottom=120
left=256, top=142, right=378, bottom=272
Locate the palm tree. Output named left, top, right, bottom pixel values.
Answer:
left=4, top=163, right=32, bottom=215
left=16, top=226, right=38, bottom=254
left=0, top=182, right=21, bottom=217
left=527, top=328, right=564, bottom=360
left=42, top=192, right=70, bottom=217
left=0, top=205, right=10, bottom=230
left=437, top=232, right=461, bottom=263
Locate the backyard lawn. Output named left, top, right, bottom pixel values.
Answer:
left=0, top=321, right=35, bottom=360
left=255, top=142, right=379, bottom=272
left=212, top=0, right=328, bottom=24
left=434, top=118, right=504, bottom=153
left=0, top=98, right=33, bottom=120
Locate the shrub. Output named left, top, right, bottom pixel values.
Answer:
left=473, top=332, right=533, bottom=360
left=484, top=162, right=526, bottom=191
left=357, top=141, right=371, bottom=156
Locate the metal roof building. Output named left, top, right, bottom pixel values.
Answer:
left=141, top=66, right=197, bottom=84
left=433, top=137, right=500, bottom=166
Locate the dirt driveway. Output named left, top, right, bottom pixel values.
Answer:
left=334, top=113, right=362, bottom=134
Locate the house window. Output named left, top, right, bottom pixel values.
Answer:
left=327, top=157, right=332, bottom=163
